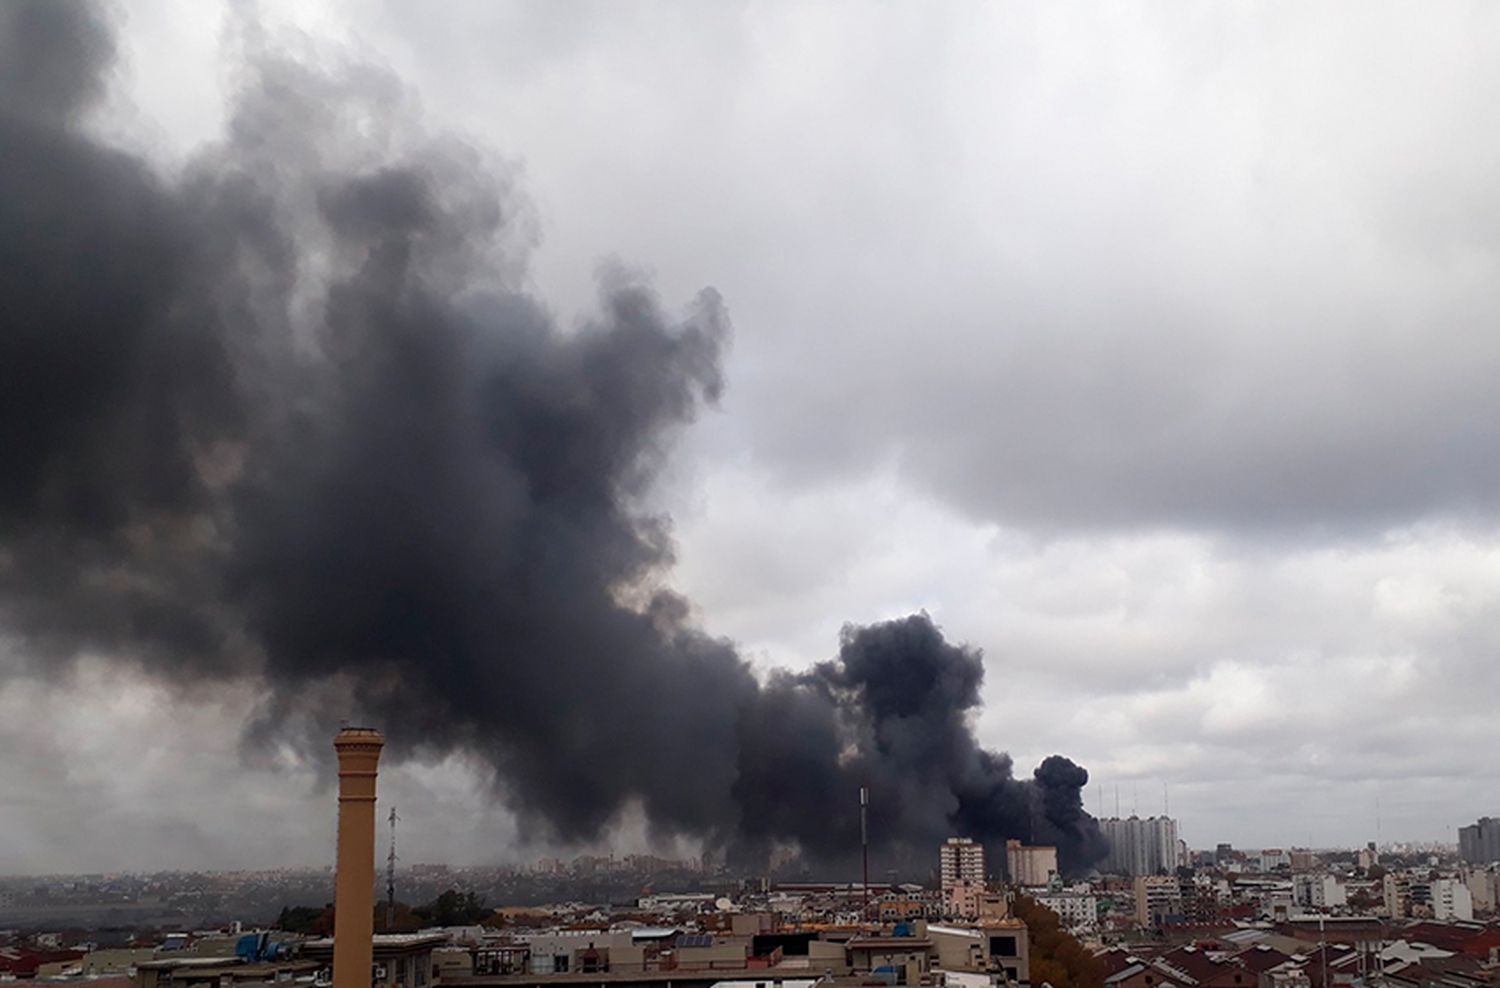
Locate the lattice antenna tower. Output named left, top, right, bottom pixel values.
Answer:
left=385, top=807, right=399, bottom=928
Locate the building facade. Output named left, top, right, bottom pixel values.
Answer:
left=1459, top=818, right=1500, bottom=865
left=1133, top=875, right=1182, bottom=927
left=1030, top=891, right=1098, bottom=931
left=941, top=837, right=986, bottom=884
left=1006, top=841, right=1059, bottom=887
left=940, top=837, right=986, bottom=919
left=1099, top=817, right=1180, bottom=876
left=1428, top=877, right=1474, bottom=921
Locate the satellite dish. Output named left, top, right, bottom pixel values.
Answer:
left=715, top=897, right=733, bottom=911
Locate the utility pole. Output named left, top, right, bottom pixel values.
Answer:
left=860, top=786, right=869, bottom=926
left=1319, top=912, right=1329, bottom=988
left=386, top=807, right=399, bottom=930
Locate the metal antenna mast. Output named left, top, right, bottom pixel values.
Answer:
left=386, top=807, right=399, bottom=929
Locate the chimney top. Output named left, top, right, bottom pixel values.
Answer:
left=334, top=726, right=385, bottom=749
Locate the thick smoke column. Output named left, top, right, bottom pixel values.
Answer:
left=0, top=2, right=1105, bottom=873
left=739, top=616, right=1108, bottom=872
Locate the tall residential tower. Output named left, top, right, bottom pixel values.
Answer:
left=939, top=837, right=986, bottom=918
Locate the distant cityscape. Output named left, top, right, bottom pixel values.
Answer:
left=1, top=816, right=1493, bottom=927
left=5, top=808, right=1500, bottom=988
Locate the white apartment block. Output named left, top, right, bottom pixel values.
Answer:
left=1292, top=873, right=1346, bottom=910
left=1430, top=877, right=1474, bottom=922
left=1031, top=891, right=1098, bottom=931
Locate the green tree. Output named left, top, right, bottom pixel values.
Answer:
left=274, top=904, right=335, bottom=935
left=413, top=889, right=492, bottom=927
left=375, top=901, right=424, bottom=933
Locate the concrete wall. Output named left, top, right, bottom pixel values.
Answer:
left=608, top=944, right=648, bottom=972
left=675, top=941, right=749, bottom=970
left=523, top=931, right=632, bottom=973
left=432, top=947, right=473, bottom=979
left=731, top=913, right=776, bottom=936
left=373, top=949, right=433, bottom=988
left=806, top=939, right=849, bottom=974
left=850, top=947, right=928, bottom=987
left=985, top=926, right=1030, bottom=986
left=929, top=928, right=985, bottom=972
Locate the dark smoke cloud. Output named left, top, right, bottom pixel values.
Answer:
left=738, top=616, right=1107, bottom=873
left=0, top=1, right=1104, bottom=875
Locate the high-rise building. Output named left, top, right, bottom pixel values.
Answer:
left=1459, top=818, right=1500, bottom=864
left=939, top=837, right=986, bottom=918
left=940, top=836, right=986, bottom=884
left=1098, top=816, right=1180, bottom=876
left=1005, top=839, right=1059, bottom=886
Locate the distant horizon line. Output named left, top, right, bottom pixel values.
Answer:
left=0, top=840, right=1467, bottom=882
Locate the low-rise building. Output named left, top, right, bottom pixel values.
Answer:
left=1029, top=891, right=1097, bottom=932
left=1427, top=878, right=1473, bottom=922
left=1134, top=876, right=1181, bottom=928
left=302, top=933, right=447, bottom=988
left=845, top=935, right=933, bottom=986
left=1293, top=874, right=1346, bottom=911
left=134, top=956, right=322, bottom=988
left=981, top=922, right=1030, bottom=986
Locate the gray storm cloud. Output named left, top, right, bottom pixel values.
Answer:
left=0, top=1, right=1104, bottom=874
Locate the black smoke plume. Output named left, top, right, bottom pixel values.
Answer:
left=0, top=1, right=1106, bottom=875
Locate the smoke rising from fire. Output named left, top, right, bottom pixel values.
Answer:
left=0, top=1, right=1105, bottom=874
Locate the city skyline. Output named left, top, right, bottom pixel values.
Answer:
left=5, top=0, right=1500, bottom=874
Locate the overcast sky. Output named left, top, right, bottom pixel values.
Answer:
left=5, top=0, right=1500, bottom=874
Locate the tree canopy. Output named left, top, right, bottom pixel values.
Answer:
left=1012, top=893, right=1105, bottom=988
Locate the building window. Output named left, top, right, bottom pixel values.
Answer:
left=991, top=936, right=1018, bottom=958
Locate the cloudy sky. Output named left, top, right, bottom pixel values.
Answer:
left=5, top=0, right=1500, bottom=874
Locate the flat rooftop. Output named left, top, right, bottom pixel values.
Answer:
left=449, top=971, right=832, bottom=987
left=846, top=938, right=933, bottom=949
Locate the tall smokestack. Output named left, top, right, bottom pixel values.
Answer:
left=333, top=728, right=384, bottom=988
